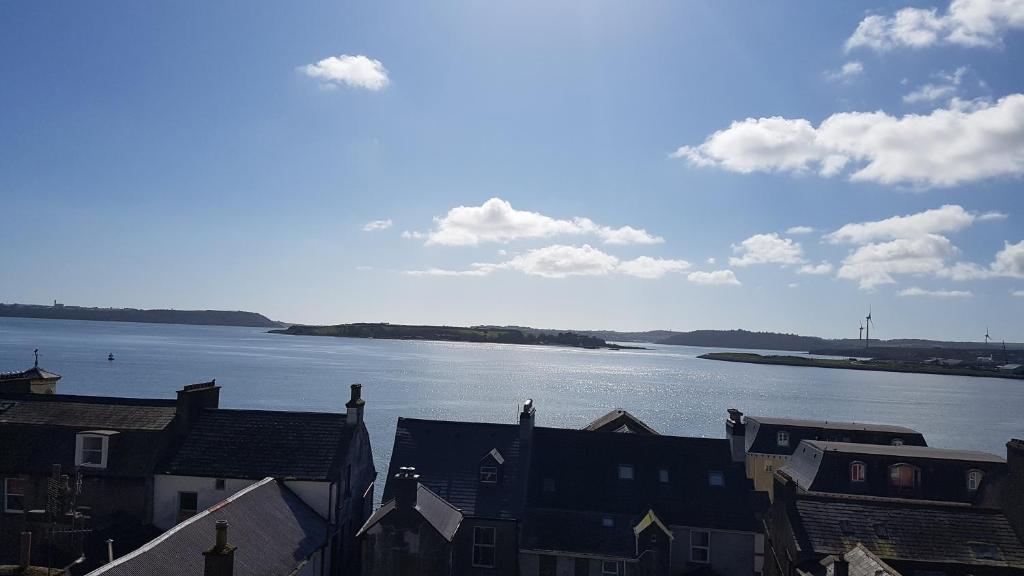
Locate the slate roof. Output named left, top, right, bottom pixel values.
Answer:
left=86, top=478, right=327, bottom=576
left=0, top=392, right=177, bottom=430
left=521, top=508, right=638, bottom=558
left=801, top=440, right=1005, bottom=463
left=745, top=417, right=926, bottom=455
left=0, top=366, right=61, bottom=381
left=357, top=484, right=464, bottom=542
left=160, top=408, right=352, bottom=481
left=582, top=409, right=659, bottom=435
left=747, top=417, right=919, bottom=433
left=384, top=418, right=523, bottom=519
left=791, top=495, right=1024, bottom=570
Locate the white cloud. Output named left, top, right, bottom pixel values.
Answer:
left=302, top=55, right=390, bottom=91
left=798, top=261, right=835, bottom=275
left=825, top=61, right=865, bottom=82
left=362, top=219, right=393, bottom=232
left=706, top=257, right=717, bottom=264
left=786, top=226, right=815, bottom=235
left=687, top=270, right=742, bottom=286
left=1012, top=289, right=1024, bottom=296
left=788, top=282, right=800, bottom=288
left=672, top=94, right=1024, bottom=188
left=422, top=198, right=663, bottom=246
left=406, top=244, right=690, bottom=280
left=729, top=233, right=805, bottom=267
left=903, top=67, right=968, bottom=104
left=846, top=0, right=1024, bottom=52
left=401, top=230, right=426, bottom=240
left=837, top=234, right=958, bottom=289
left=992, top=240, right=1024, bottom=277
left=825, top=205, right=990, bottom=244
left=898, top=287, right=974, bottom=298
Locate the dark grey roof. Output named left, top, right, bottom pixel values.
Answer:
left=0, top=392, right=177, bottom=430
left=86, top=478, right=327, bottom=576
left=357, top=484, right=464, bottom=542
left=791, top=495, right=1024, bottom=570
left=583, top=409, right=659, bottom=435
left=746, top=417, right=919, bottom=433
left=160, top=408, right=352, bottom=481
left=801, top=440, right=1005, bottom=463
left=384, top=418, right=523, bottom=519
left=0, top=366, right=61, bottom=381
left=745, top=416, right=926, bottom=455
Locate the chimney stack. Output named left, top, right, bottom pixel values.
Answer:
left=346, top=383, right=365, bottom=427
left=820, top=554, right=849, bottom=576
left=394, top=467, right=419, bottom=510
left=726, top=408, right=746, bottom=463
left=1003, top=439, right=1024, bottom=539
left=519, top=399, right=535, bottom=443
left=176, top=381, right=221, bottom=436
left=203, top=520, right=236, bottom=576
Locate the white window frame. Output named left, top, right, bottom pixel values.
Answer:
left=601, top=560, right=622, bottom=575
left=617, top=464, right=634, bottom=480
left=967, top=469, right=984, bottom=491
left=776, top=431, right=789, bottom=447
left=850, top=461, right=867, bottom=483
left=479, top=465, right=498, bottom=484
left=472, top=526, right=496, bottom=568
left=690, top=529, right=711, bottom=563
left=75, top=433, right=109, bottom=468
left=4, top=477, right=25, bottom=513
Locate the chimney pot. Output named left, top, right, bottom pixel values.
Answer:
left=204, top=519, right=236, bottom=576
left=346, top=383, right=365, bottom=427
left=519, top=399, right=536, bottom=442
left=215, top=520, right=228, bottom=549
left=394, top=466, right=420, bottom=509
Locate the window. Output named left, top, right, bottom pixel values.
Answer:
left=888, top=464, right=920, bottom=489
left=602, top=517, right=615, bottom=528
left=479, top=465, right=498, bottom=484
left=472, top=526, right=495, bottom=567
left=177, top=491, right=198, bottom=522
left=850, top=461, right=867, bottom=482
left=967, top=469, right=984, bottom=491
left=776, top=431, right=789, bottom=447
left=601, top=560, right=622, bottom=575
left=574, top=558, right=589, bottom=576
left=659, top=469, right=669, bottom=483
left=4, top=478, right=25, bottom=513
left=76, top=433, right=109, bottom=468
left=708, top=471, right=724, bottom=487
left=968, top=542, right=1001, bottom=561
left=617, top=464, right=634, bottom=480
left=891, top=438, right=904, bottom=446
left=539, top=554, right=556, bottom=576
left=214, top=478, right=226, bottom=491
left=690, top=530, right=710, bottom=563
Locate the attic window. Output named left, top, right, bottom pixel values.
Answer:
left=659, top=469, right=669, bottom=483
left=602, top=517, right=615, bottom=528
left=967, top=469, right=984, bottom=491
left=480, top=465, right=498, bottom=484
left=708, top=471, right=724, bottom=487
left=776, top=431, right=789, bottom=447
left=850, top=461, right=867, bottom=483
left=75, top=432, right=112, bottom=468
left=891, top=438, right=904, bottom=446
left=618, top=464, right=634, bottom=480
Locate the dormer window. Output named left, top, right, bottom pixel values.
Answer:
left=776, top=431, right=789, bottom=447
left=478, top=448, right=504, bottom=484
left=76, top=431, right=114, bottom=468
left=891, top=438, right=904, bottom=446
left=479, top=465, right=498, bottom=484
left=618, top=464, right=634, bottom=480
left=850, top=461, right=867, bottom=483
left=967, top=469, right=984, bottom=491
left=888, top=463, right=920, bottom=489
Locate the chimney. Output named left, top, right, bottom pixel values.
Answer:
left=393, top=467, right=420, bottom=510
left=726, top=409, right=746, bottom=463
left=19, top=531, right=31, bottom=570
left=820, top=554, right=849, bottom=576
left=203, top=520, right=236, bottom=576
left=346, top=383, right=365, bottom=427
left=1003, top=439, right=1024, bottom=539
left=176, top=380, right=221, bottom=436
left=519, top=399, right=535, bottom=443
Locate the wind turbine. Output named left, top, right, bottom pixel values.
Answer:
left=858, top=322, right=864, bottom=341
left=864, top=308, right=874, bottom=349
left=985, top=327, right=991, bottom=346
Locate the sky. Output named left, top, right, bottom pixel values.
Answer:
left=1, top=0, right=1023, bottom=340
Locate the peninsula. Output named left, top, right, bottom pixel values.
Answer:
left=270, top=323, right=642, bottom=350
left=699, top=352, right=1024, bottom=380
left=0, top=302, right=280, bottom=328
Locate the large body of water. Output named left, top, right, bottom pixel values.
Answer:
left=2, top=317, right=1022, bottom=487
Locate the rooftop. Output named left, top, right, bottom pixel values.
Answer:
left=746, top=416, right=919, bottom=434
left=801, top=440, right=1005, bottom=463
left=582, top=409, right=659, bottom=435
left=358, top=483, right=463, bottom=542
left=0, top=392, right=177, bottom=430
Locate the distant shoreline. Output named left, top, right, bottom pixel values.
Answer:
left=699, top=352, right=1024, bottom=380
left=0, top=303, right=280, bottom=328
left=270, top=323, right=645, bottom=351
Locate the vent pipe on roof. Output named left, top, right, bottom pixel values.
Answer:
left=203, top=520, right=236, bottom=576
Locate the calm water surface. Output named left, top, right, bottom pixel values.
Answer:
left=2, top=317, right=1022, bottom=490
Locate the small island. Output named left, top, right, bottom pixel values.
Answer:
left=270, top=323, right=644, bottom=350
left=699, top=352, right=1024, bottom=380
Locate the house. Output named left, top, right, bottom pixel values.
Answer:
left=779, top=440, right=1006, bottom=503
left=360, top=401, right=765, bottom=576
left=85, top=477, right=329, bottom=576
left=0, top=381, right=217, bottom=566
left=0, top=359, right=61, bottom=394
left=725, top=410, right=927, bottom=496
left=764, top=439, right=1024, bottom=576
left=154, top=383, right=375, bottom=575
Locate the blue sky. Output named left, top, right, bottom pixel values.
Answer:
left=1, top=0, right=1022, bottom=339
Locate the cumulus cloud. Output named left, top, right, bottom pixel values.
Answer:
left=362, top=219, right=393, bottom=232
left=845, top=0, right=1024, bottom=52
left=420, top=198, right=663, bottom=246
left=302, top=54, right=390, bottom=91
left=687, top=270, right=742, bottom=286
left=991, top=240, right=1024, bottom=277
left=405, top=244, right=690, bottom=280
left=903, top=67, right=968, bottom=104
left=824, top=205, right=996, bottom=244
left=1012, top=289, right=1024, bottom=296
left=729, top=233, right=805, bottom=267
left=898, top=287, right=974, bottom=298
left=825, top=61, right=865, bottom=82
left=837, top=234, right=958, bottom=289
left=798, top=262, right=835, bottom=275
left=787, top=226, right=815, bottom=235
left=671, top=94, right=1024, bottom=188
